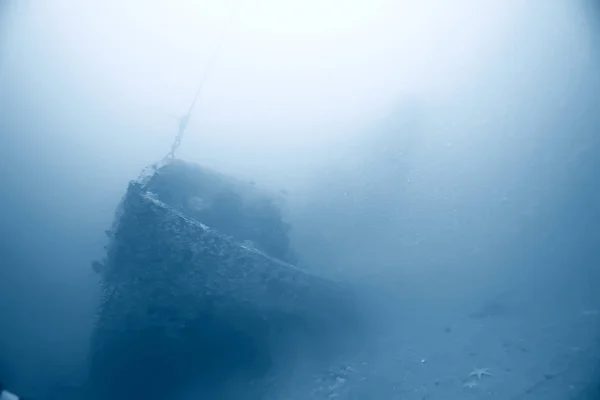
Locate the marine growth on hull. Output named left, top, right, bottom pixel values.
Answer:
left=89, top=159, right=358, bottom=400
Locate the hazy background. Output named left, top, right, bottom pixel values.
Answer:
left=1, top=0, right=599, bottom=397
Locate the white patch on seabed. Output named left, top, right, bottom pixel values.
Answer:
left=0, top=390, right=20, bottom=400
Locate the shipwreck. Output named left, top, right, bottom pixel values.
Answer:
left=88, top=159, right=359, bottom=400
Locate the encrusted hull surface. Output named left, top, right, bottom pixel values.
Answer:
left=89, top=160, right=357, bottom=400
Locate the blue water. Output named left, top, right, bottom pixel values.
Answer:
left=1, top=1, right=600, bottom=399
